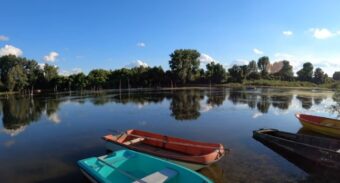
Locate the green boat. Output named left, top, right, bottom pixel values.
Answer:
left=78, top=149, right=212, bottom=183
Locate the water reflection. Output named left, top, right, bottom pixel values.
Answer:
left=0, top=88, right=338, bottom=183
left=329, top=91, right=340, bottom=118
left=1, top=88, right=337, bottom=134
left=170, top=90, right=204, bottom=120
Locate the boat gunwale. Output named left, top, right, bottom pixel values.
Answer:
left=102, top=130, right=225, bottom=165
left=78, top=150, right=213, bottom=183
left=295, top=113, right=340, bottom=130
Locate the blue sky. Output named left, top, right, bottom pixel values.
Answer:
left=1, top=0, right=340, bottom=75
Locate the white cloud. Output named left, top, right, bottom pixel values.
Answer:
left=200, top=103, right=214, bottom=113
left=43, top=51, right=59, bottom=62
left=59, top=68, right=82, bottom=76
left=252, top=112, right=263, bottom=119
left=2, top=126, right=26, bottom=137
left=125, top=60, right=149, bottom=68
left=48, top=112, right=61, bottom=124
left=0, top=45, right=23, bottom=57
left=38, top=63, right=46, bottom=69
left=282, top=31, right=293, bottom=36
left=309, top=28, right=334, bottom=39
left=199, top=53, right=215, bottom=64
left=0, top=35, right=9, bottom=41
left=136, top=42, right=146, bottom=48
left=253, top=48, right=264, bottom=55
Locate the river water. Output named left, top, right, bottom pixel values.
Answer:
left=0, top=87, right=339, bottom=183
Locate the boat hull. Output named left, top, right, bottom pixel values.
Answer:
left=80, top=169, right=98, bottom=183
left=78, top=150, right=213, bottom=183
left=296, top=113, right=340, bottom=138
left=102, top=129, right=226, bottom=171
left=253, top=129, right=340, bottom=170
left=105, top=141, right=206, bottom=170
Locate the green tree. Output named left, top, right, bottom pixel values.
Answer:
left=169, top=49, right=200, bottom=84
left=273, top=60, right=294, bottom=81
left=206, top=62, right=227, bottom=83
left=297, top=62, right=314, bottom=81
left=257, top=56, right=270, bottom=77
left=24, top=60, right=42, bottom=93
left=6, top=64, right=28, bottom=92
left=88, top=69, right=110, bottom=89
left=43, top=64, right=58, bottom=82
left=246, top=60, right=260, bottom=80
left=228, top=65, right=246, bottom=83
left=71, top=73, right=87, bottom=90
left=333, top=71, right=340, bottom=81
left=313, top=68, right=326, bottom=84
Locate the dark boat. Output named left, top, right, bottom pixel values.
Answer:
left=253, top=129, right=340, bottom=170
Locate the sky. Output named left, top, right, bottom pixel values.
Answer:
left=1, top=0, right=340, bottom=75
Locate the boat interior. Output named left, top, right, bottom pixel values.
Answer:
left=106, top=130, right=223, bottom=157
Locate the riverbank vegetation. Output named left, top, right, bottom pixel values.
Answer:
left=1, top=49, right=340, bottom=94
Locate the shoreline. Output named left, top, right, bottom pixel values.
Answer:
left=0, top=84, right=336, bottom=97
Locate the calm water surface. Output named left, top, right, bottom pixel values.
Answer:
left=0, top=88, right=339, bottom=183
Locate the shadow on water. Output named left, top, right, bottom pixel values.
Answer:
left=253, top=134, right=340, bottom=183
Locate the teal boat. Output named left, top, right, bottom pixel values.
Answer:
left=78, top=149, right=212, bottom=183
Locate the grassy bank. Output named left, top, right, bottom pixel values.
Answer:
left=217, top=80, right=340, bottom=90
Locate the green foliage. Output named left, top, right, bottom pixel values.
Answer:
left=313, top=68, right=327, bottom=84
left=0, top=49, right=339, bottom=93
left=333, top=71, right=340, bottom=81
left=272, top=60, right=294, bottom=81
left=43, top=64, right=58, bottom=82
left=228, top=65, right=246, bottom=83
left=70, top=73, right=87, bottom=90
left=169, top=49, right=200, bottom=84
left=206, top=62, right=227, bottom=83
left=87, top=69, right=110, bottom=89
left=7, top=65, right=28, bottom=91
left=257, top=56, right=270, bottom=77
left=297, top=62, right=314, bottom=81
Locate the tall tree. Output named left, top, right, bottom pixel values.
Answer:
left=205, top=62, right=227, bottom=84
left=70, top=73, right=87, bottom=90
left=24, top=60, right=42, bottom=93
left=333, top=71, right=340, bottom=81
left=43, top=64, right=58, bottom=82
left=245, top=60, right=260, bottom=80
left=297, top=62, right=314, bottom=81
left=6, top=64, right=28, bottom=92
left=313, top=68, right=326, bottom=84
left=274, top=60, right=294, bottom=81
left=88, top=69, right=110, bottom=89
left=228, top=65, right=246, bottom=83
left=247, top=60, right=258, bottom=74
left=169, top=49, right=200, bottom=84
left=257, top=56, right=270, bottom=77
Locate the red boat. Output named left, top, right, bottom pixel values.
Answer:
left=102, top=129, right=227, bottom=170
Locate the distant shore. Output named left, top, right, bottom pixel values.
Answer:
left=1, top=80, right=339, bottom=97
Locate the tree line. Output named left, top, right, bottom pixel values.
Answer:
left=0, top=49, right=339, bottom=93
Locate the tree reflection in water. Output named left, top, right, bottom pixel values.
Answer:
left=328, top=90, right=340, bottom=118
left=170, top=90, right=204, bottom=120
left=296, top=95, right=313, bottom=110
left=2, top=96, right=46, bottom=130
left=0, top=88, right=335, bottom=134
